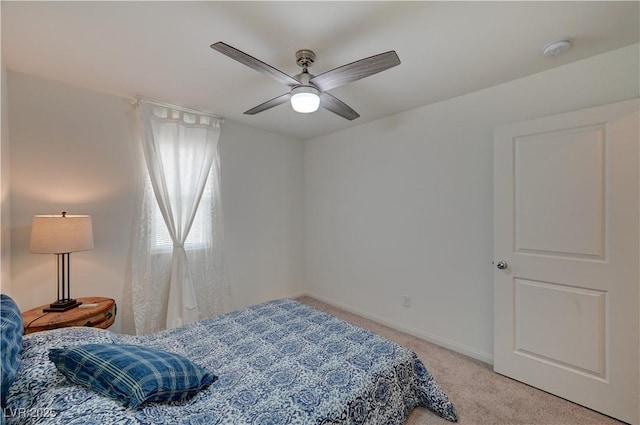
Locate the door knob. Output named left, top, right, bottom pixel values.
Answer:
left=496, top=260, right=508, bottom=270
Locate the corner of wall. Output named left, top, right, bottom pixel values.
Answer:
left=1, top=65, right=12, bottom=294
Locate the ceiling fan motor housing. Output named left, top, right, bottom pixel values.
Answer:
left=294, top=70, right=314, bottom=86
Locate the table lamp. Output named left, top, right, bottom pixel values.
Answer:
left=29, top=212, right=94, bottom=312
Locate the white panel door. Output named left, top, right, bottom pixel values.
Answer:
left=494, top=99, right=639, bottom=424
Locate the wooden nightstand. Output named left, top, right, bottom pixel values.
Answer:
left=22, top=297, right=117, bottom=335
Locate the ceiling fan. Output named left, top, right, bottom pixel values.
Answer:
left=210, top=42, right=401, bottom=120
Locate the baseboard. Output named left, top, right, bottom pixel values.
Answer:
left=285, top=291, right=308, bottom=300
left=301, top=291, right=494, bottom=365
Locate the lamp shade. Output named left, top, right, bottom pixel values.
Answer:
left=30, top=214, right=94, bottom=254
left=290, top=86, right=320, bottom=113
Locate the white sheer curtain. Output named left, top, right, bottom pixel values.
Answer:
left=130, top=101, right=229, bottom=334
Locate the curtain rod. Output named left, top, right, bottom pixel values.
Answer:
left=132, top=97, right=225, bottom=122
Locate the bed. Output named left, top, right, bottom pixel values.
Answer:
left=2, top=297, right=457, bottom=424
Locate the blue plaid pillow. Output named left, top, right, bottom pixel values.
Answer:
left=1, top=294, right=23, bottom=408
left=49, top=344, right=216, bottom=408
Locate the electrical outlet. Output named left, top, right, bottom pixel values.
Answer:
left=402, top=295, right=411, bottom=308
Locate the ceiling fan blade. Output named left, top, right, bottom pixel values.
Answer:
left=310, top=51, right=401, bottom=92
left=211, top=42, right=301, bottom=87
left=320, top=92, right=360, bottom=121
left=244, top=92, right=291, bottom=115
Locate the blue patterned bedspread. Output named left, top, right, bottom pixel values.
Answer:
left=6, top=299, right=457, bottom=424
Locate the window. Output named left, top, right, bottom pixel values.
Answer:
left=150, top=171, right=214, bottom=252
left=131, top=100, right=226, bottom=333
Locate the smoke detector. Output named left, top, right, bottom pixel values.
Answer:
left=542, top=39, right=571, bottom=57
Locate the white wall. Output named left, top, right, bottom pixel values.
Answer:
left=7, top=72, right=304, bottom=332
left=1, top=64, right=10, bottom=293
left=8, top=72, right=137, bottom=333
left=220, top=121, right=304, bottom=309
left=304, top=44, right=640, bottom=363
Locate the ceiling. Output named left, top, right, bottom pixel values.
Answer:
left=2, top=1, right=638, bottom=140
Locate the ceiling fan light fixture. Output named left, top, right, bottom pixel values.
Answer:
left=290, top=85, right=320, bottom=113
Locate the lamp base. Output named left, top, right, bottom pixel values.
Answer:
left=44, top=299, right=82, bottom=312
